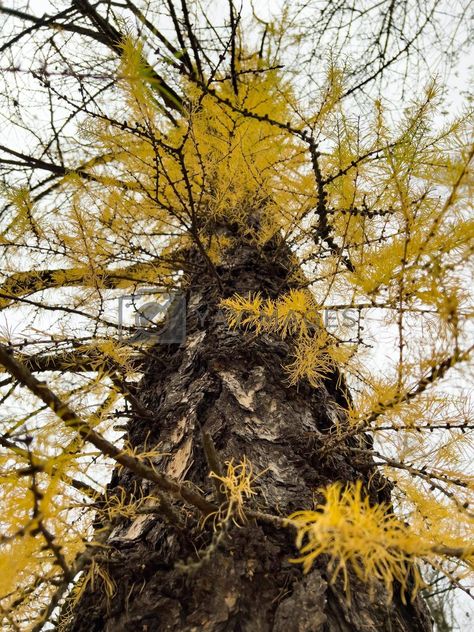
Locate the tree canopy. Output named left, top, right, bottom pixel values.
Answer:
left=0, top=1, right=473, bottom=630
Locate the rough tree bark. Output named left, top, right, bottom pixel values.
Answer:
left=62, top=230, right=433, bottom=632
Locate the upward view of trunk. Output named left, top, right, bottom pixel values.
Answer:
left=62, top=233, right=432, bottom=632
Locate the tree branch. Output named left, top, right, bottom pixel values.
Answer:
left=0, top=344, right=216, bottom=518
left=0, top=262, right=163, bottom=310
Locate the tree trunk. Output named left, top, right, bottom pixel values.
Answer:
left=62, top=234, right=432, bottom=632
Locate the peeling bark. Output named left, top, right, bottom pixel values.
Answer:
left=62, top=236, right=432, bottom=632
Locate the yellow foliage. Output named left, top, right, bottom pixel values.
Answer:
left=0, top=15, right=473, bottom=629
left=285, top=332, right=335, bottom=387
left=288, top=481, right=473, bottom=602
left=210, top=457, right=261, bottom=523
left=72, top=558, right=116, bottom=606
left=222, top=290, right=344, bottom=385
left=221, top=289, right=321, bottom=337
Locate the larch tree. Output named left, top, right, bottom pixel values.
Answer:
left=0, top=1, right=473, bottom=631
